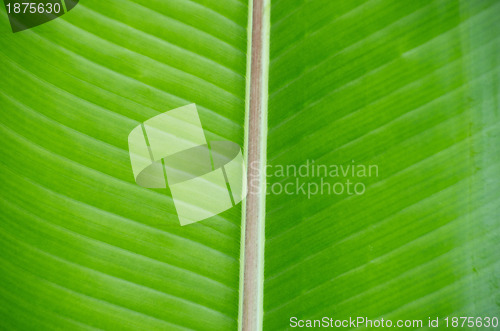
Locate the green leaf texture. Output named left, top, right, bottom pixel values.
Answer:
left=0, top=0, right=248, bottom=330
left=2, top=0, right=500, bottom=330
left=265, top=0, right=500, bottom=329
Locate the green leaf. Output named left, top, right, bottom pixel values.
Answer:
left=1, top=0, right=500, bottom=330
left=0, top=0, right=248, bottom=329
left=264, top=0, right=500, bottom=329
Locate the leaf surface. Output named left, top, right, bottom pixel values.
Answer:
left=264, top=0, right=500, bottom=329
left=1, top=0, right=500, bottom=330
left=0, top=0, right=248, bottom=330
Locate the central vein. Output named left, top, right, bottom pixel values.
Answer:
left=239, top=0, right=271, bottom=330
